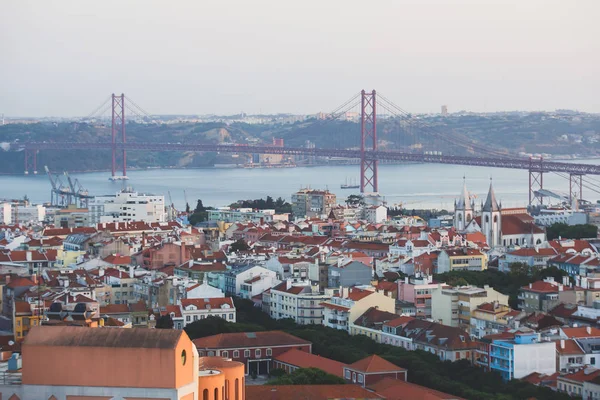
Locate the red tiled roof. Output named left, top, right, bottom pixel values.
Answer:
left=559, top=368, right=600, bottom=383
left=509, top=248, right=557, bottom=257
left=556, top=339, right=585, bottom=355
left=369, top=377, right=464, bottom=400
left=347, top=355, right=406, bottom=374
left=14, top=301, right=31, bottom=315
left=274, top=349, right=346, bottom=377
left=100, top=304, right=130, bottom=314
left=562, top=327, right=600, bottom=339
left=347, top=288, right=374, bottom=301
left=521, top=281, right=560, bottom=293
left=501, top=214, right=544, bottom=235
left=549, top=239, right=596, bottom=253
left=245, top=385, right=381, bottom=400
left=103, top=254, right=132, bottom=265
left=180, top=297, right=234, bottom=311
left=443, top=248, right=484, bottom=257
left=6, top=277, right=36, bottom=289
left=376, top=281, right=397, bottom=293
left=272, top=281, right=308, bottom=295
left=320, top=302, right=350, bottom=312
left=193, top=330, right=311, bottom=350
left=383, top=316, right=415, bottom=328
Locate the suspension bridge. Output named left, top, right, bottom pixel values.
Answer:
left=13, top=90, right=600, bottom=206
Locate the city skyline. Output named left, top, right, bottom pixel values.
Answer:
left=1, top=0, right=599, bottom=117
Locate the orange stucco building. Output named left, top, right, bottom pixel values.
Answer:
left=0, top=326, right=245, bottom=400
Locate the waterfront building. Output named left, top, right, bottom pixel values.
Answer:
left=208, top=207, right=288, bottom=223
left=431, top=284, right=508, bottom=330
left=534, top=206, right=587, bottom=226
left=89, top=189, right=165, bottom=224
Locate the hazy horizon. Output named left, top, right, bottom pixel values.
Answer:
left=2, top=0, right=599, bottom=118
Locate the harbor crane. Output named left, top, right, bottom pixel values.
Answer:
left=64, top=171, right=94, bottom=208
left=45, top=166, right=93, bottom=208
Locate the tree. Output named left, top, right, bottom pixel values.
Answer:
left=266, top=368, right=345, bottom=385
left=229, top=239, right=250, bottom=253
left=189, top=199, right=212, bottom=225
left=345, top=194, right=365, bottom=206
left=155, top=314, right=174, bottom=329
left=547, top=223, right=597, bottom=240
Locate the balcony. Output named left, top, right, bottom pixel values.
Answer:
left=490, top=361, right=511, bottom=373
left=490, top=350, right=512, bottom=360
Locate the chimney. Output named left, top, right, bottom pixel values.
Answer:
left=587, top=326, right=592, bottom=335
left=98, top=268, right=105, bottom=277
left=32, top=274, right=37, bottom=284
left=129, top=266, right=135, bottom=279
left=6, top=275, right=10, bottom=284
left=188, top=259, right=193, bottom=268
left=26, top=251, right=32, bottom=262
left=560, top=339, right=565, bottom=349
left=529, top=283, right=532, bottom=289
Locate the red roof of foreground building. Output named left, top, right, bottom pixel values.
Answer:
left=274, top=349, right=346, bottom=377
left=180, top=297, right=234, bottom=310
left=561, top=327, right=600, bottom=339
left=369, top=377, right=465, bottom=400
left=347, top=287, right=374, bottom=301
left=549, top=239, right=596, bottom=253
left=246, top=385, right=382, bottom=400
left=193, top=330, right=311, bottom=350
left=509, top=247, right=557, bottom=257
left=556, top=339, right=585, bottom=355
left=347, top=355, right=406, bottom=374
left=103, top=254, right=132, bottom=265
left=521, top=281, right=560, bottom=293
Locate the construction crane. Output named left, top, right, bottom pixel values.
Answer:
left=167, top=191, right=177, bottom=220
left=64, top=172, right=94, bottom=208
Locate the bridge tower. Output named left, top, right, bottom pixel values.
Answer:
left=110, top=93, right=128, bottom=180
left=528, top=158, right=544, bottom=206
left=360, top=90, right=378, bottom=193
left=24, top=149, right=37, bottom=175
left=569, top=173, right=583, bottom=204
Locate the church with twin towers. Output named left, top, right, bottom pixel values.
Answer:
left=453, top=178, right=545, bottom=249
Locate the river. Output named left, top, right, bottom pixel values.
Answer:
left=0, top=163, right=598, bottom=210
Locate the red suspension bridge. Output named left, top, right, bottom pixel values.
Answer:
left=15, top=90, right=600, bottom=206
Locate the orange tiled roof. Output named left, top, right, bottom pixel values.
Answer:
left=274, top=349, right=346, bottom=377
left=245, top=385, right=380, bottom=400
left=369, top=377, right=465, bottom=400
left=193, top=330, right=311, bottom=350
left=180, top=297, right=234, bottom=311
left=347, top=354, right=406, bottom=374
left=562, top=327, right=600, bottom=339
left=556, top=339, right=585, bottom=355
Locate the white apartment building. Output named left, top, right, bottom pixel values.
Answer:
left=89, top=190, right=165, bottom=224
left=269, top=280, right=330, bottom=325
left=180, top=297, right=236, bottom=327
left=534, top=208, right=587, bottom=227
left=208, top=207, right=282, bottom=223
left=1, top=203, right=46, bottom=224
left=321, top=287, right=395, bottom=331
left=363, top=206, right=387, bottom=223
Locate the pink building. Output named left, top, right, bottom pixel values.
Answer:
left=397, top=275, right=448, bottom=318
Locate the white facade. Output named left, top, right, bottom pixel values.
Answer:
left=363, top=206, right=387, bottom=223
left=534, top=208, right=587, bottom=227
left=180, top=298, right=236, bottom=327
left=512, top=341, right=557, bottom=379
left=208, top=207, right=276, bottom=223
left=0, top=203, right=11, bottom=224
left=185, top=281, right=225, bottom=300
left=89, top=190, right=165, bottom=224
left=269, top=280, right=330, bottom=325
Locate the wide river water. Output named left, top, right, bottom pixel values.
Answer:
left=0, top=162, right=598, bottom=211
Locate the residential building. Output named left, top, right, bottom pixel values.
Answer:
left=269, top=280, right=329, bottom=325
left=11, top=203, right=46, bottom=225
left=321, top=287, right=395, bottom=332
left=342, top=354, right=407, bottom=387
left=53, top=206, right=90, bottom=228
left=89, top=189, right=165, bottom=224
left=193, top=330, right=312, bottom=375
left=12, top=300, right=42, bottom=342
left=363, top=205, right=387, bottom=223
left=431, top=284, right=508, bottom=330
left=470, top=302, right=522, bottom=338
left=518, top=279, right=567, bottom=313
left=291, top=189, right=336, bottom=218
left=534, top=207, right=587, bottom=227
left=327, top=260, right=372, bottom=288
left=499, top=247, right=558, bottom=272
left=350, top=307, right=398, bottom=343
left=488, top=331, right=556, bottom=380
left=265, top=255, right=315, bottom=280
left=398, top=275, right=445, bottom=318
left=557, top=367, right=600, bottom=398
left=436, top=248, right=487, bottom=273
left=273, top=348, right=346, bottom=377
left=224, top=265, right=279, bottom=297
left=180, top=297, right=236, bottom=327
left=208, top=207, right=282, bottom=223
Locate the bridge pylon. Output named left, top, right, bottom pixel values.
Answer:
left=110, top=93, right=128, bottom=181
left=569, top=173, right=583, bottom=204
left=528, top=157, right=544, bottom=206
left=24, top=149, right=37, bottom=175
left=360, top=90, right=378, bottom=193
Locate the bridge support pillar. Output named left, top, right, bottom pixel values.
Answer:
left=528, top=157, right=544, bottom=206
left=24, top=149, right=37, bottom=175
left=569, top=173, right=583, bottom=204
left=360, top=90, right=378, bottom=193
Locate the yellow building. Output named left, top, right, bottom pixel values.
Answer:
left=13, top=301, right=42, bottom=342
left=437, top=248, right=488, bottom=273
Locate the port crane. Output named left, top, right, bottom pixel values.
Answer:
left=64, top=171, right=94, bottom=208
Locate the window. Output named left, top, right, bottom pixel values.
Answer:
left=208, top=351, right=215, bottom=356
left=358, top=374, right=364, bottom=383
left=233, top=350, right=240, bottom=358
left=352, top=372, right=356, bottom=383
left=592, top=357, right=596, bottom=365
left=222, top=350, right=229, bottom=358
left=235, top=378, right=240, bottom=400
left=215, top=388, right=219, bottom=400
left=345, top=369, right=351, bottom=379
left=266, top=348, right=272, bottom=356
left=203, top=389, right=209, bottom=400
left=244, top=349, right=250, bottom=357
left=181, top=350, right=187, bottom=365
left=229, top=313, right=234, bottom=320
left=193, top=315, right=198, bottom=321
left=255, top=349, right=261, bottom=358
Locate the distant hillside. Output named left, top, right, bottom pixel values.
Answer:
left=1, top=112, right=599, bottom=173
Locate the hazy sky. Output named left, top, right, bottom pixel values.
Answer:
left=2, top=0, right=599, bottom=117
